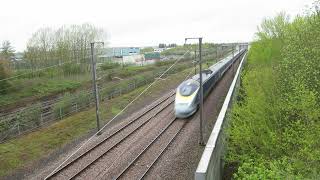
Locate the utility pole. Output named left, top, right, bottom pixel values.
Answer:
left=215, top=49, right=218, bottom=62
left=194, top=50, right=197, bottom=75
left=232, top=45, right=235, bottom=57
left=185, top=37, right=205, bottom=146
left=120, top=49, right=124, bottom=68
left=91, top=42, right=104, bottom=135
left=199, top=38, right=204, bottom=146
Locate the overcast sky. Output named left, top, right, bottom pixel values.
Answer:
left=0, top=0, right=314, bottom=51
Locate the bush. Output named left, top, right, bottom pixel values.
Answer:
left=226, top=10, right=320, bottom=179
left=53, top=92, right=74, bottom=119
left=74, top=90, right=92, bottom=109
left=100, top=62, right=120, bottom=70
left=62, top=63, right=83, bottom=75
left=16, top=103, right=42, bottom=128
left=0, top=59, right=12, bottom=94
left=234, top=158, right=300, bottom=179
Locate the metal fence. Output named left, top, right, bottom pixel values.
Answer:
left=0, top=72, right=166, bottom=142
left=195, top=49, right=248, bottom=180
left=0, top=48, right=232, bottom=143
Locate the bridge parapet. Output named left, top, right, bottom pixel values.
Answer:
left=195, top=49, right=248, bottom=180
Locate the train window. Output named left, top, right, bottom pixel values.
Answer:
left=179, top=81, right=199, bottom=96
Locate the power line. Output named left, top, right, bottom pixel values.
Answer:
left=44, top=49, right=192, bottom=179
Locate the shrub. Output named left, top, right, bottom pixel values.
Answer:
left=0, top=59, right=12, bottom=94
left=74, top=90, right=92, bottom=109
left=53, top=93, right=74, bottom=119
left=13, top=103, right=42, bottom=132
left=62, top=63, right=83, bottom=75
left=226, top=10, right=320, bottom=179
left=100, top=62, right=120, bottom=70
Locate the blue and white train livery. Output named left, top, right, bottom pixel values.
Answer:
left=174, top=49, right=246, bottom=118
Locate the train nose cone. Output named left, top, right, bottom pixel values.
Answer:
left=175, top=103, right=197, bottom=118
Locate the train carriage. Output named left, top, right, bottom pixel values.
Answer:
left=175, top=49, right=246, bottom=118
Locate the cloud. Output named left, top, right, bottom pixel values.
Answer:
left=0, top=0, right=313, bottom=51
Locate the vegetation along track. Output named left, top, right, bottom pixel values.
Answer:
left=46, top=90, right=176, bottom=180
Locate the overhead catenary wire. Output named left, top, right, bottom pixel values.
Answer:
left=1, top=47, right=226, bottom=116
left=44, top=49, right=192, bottom=179
left=0, top=48, right=216, bottom=92
left=0, top=69, right=163, bottom=119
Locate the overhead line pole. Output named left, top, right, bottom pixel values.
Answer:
left=91, top=42, right=104, bottom=135
left=199, top=38, right=204, bottom=146
left=194, top=50, right=197, bottom=75
left=185, top=37, right=205, bottom=146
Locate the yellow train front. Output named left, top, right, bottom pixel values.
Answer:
left=174, top=79, right=200, bottom=118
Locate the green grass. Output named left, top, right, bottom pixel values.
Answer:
left=0, top=59, right=192, bottom=109
left=0, top=78, right=82, bottom=106
left=1, top=48, right=223, bottom=109
left=0, top=67, right=193, bottom=178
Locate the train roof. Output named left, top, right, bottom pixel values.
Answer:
left=191, top=49, right=244, bottom=82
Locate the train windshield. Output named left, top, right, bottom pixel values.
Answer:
left=179, top=81, right=199, bottom=96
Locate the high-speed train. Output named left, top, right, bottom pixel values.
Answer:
left=174, top=49, right=246, bottom=118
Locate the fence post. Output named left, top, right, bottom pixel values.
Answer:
left=17, top=122, right=21, bottom=135
left=40, top=112, right=43, bottom=125
left=59, top=107, right=62, bottom=120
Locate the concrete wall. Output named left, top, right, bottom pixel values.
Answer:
left=195, top=50, right=248, bottom=180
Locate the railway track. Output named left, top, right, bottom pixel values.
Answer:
left=109, top=118, right=187, bottom=180
left=46, top=91, right=180, bottom=180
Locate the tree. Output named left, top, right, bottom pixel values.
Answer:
left=140, top=47, right=154, bottom=53
left=168, top=43, right=177, bottom=47
left=158, top=43, right=166, bottom=48
left=24, top=23, right=107, bottom=69
left=256, top=12, right=290, bottom=40
left=0, top=40, right=15, bottom=61
left=0, top=58, right=11, bottom=94
left=0, top=41, right=14, bottom=94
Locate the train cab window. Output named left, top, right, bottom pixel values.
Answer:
left=179, top=81, right=199, bottom=96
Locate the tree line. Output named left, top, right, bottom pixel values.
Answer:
left=0, top=23, right=106, bottom=95
left=0, top=41, right=15, bottom=94
left=24, top=23, right=106, bottom=69
left=226, top=1, right=320, bottom=178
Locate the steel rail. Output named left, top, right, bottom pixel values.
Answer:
left=111, top=116, right=182, bottom=180
left=137, top=120, right=186, bottom=180
left=46, top=91, right=175, bottom=179
left=68, top=98, right=175, bottom=180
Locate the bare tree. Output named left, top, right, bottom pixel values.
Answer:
left=0, top=40, right=15, bottom=61
left=24, top=23, right=107, bottom=69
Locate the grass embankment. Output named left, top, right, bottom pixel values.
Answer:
left=0, top=66, right=193, bottom=178
left=225, top=11, right=320, bottom=179
left=0, top=56, right=196, bottom=109
left=0, top=65, right=148, bottom=107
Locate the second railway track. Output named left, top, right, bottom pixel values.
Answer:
left=46, top=90, right=186, bottom=180
left=109, top=117, right=187, bottom=180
